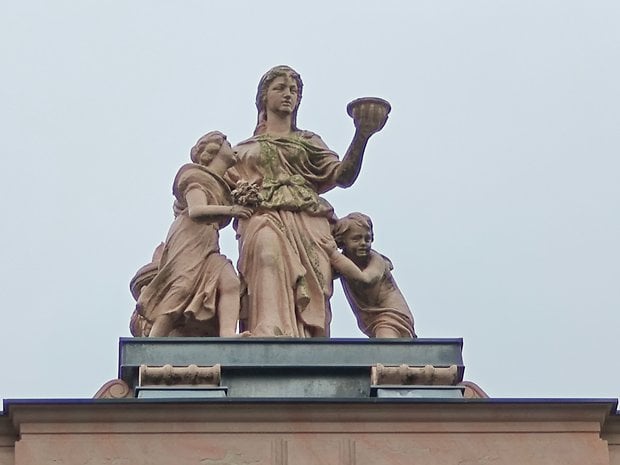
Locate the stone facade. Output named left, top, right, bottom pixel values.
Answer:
left=1, top=399, right=619, bottom=464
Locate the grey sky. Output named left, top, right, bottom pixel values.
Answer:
left=1, top=0, right=618, bottom=402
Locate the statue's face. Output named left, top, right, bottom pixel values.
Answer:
left=265, top=74, right=299, bottom=116
left=342, top=224, right=373, bottom=259
left=217, top=139, right=238, bottom=168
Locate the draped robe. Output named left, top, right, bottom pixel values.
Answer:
left=226, top=131, right=340, bottom=337
left=137, top=164, right=233, bottom=336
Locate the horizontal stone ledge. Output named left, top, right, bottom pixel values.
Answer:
left=4, top=399, right=617, bottom=434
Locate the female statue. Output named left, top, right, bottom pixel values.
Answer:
left=226, top=65, right=387, bottom=337
left=136, top=132, right=252, bottom=337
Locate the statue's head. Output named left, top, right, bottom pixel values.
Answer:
left=190, top=131, right=231, bottom=166
left=254, top=65, right=303, bottom=135
left=333, top=212, right=374, bottom=253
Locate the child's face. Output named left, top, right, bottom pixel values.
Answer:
left=341, top=224, right=373, bottom=259
left=215, top=139, right=237, bottom=168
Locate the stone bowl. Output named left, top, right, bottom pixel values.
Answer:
left=346, top=97, right=391, bottom=135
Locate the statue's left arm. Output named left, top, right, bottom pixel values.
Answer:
left=186, top=189, right=252, bottom=220
left=334, top=129, right=371, bottom=188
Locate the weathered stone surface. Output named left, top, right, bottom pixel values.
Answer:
left=4, top=399, right=616, bottom=465
left=131, top=66, right=396, bottom=339
left=603, top=414, right=620, bottom=465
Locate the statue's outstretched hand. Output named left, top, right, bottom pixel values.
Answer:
left=354, top=112, right=388, bottom=138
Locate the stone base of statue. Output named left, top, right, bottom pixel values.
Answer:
left=4, top=337, right=618, bottom=465
left=115, top=337, right=467, bottom=400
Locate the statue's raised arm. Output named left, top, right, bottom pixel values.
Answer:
left=335, top=97, right=391, bottom=188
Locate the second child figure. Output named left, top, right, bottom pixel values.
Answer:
left=137, top=131, right=252, bottom=337
left=321, top=212, right=416, bottom=338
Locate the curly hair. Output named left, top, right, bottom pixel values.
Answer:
left=333, top=212, right=374, bottom=249
left=189, top=131, right=226, bottom=165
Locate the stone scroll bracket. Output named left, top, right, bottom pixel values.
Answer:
left=93, top=365, right=223, bottom=399
left=459, top=380, right=490, bottom=398
left=139, top=364, right=221, bottom=386
left=371, top=364, right=459, bottom=386
left=134, top=364, right=224, bottom=398
left=93, top=379, right=132, bottom=399
left=370, top=364, right=464, bottom=398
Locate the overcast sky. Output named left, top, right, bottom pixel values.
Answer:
left=1, top=0, right=619, bottom=403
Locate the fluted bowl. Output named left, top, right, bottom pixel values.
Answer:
left=346, top=97, right=391, bottom=135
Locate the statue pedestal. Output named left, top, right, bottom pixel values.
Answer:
left=118, top=337, right=465, bottom=399
left=5, top=338, right=617, bottom=465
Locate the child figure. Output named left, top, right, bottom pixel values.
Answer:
left=136, top=131, right=252, bottom=337
left=322, top=212, right=416, bottom=338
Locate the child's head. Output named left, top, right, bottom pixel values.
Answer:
left=190, top=131, right=236, bottom=168
left=333, top=212, right=374, bottom=259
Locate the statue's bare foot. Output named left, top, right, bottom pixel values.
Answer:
left=238, top=331, right=252, bottom=337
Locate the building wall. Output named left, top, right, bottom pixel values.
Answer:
left=0, top=418, right=15, bottom=465
left=603, top=415, right=620, bottom=465
left=4, top=400, right=617, bottom=465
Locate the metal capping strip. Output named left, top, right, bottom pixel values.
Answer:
left=119, top=339, right=464, bottom=366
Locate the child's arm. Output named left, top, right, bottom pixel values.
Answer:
left=330, top=251, right=384, bottom=284
left=186, top=189, right=253, bottom=219
left=318, top=236, right=384, bottom=284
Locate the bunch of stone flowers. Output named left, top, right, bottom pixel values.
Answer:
left=231, top=181, right=263, bottom=208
